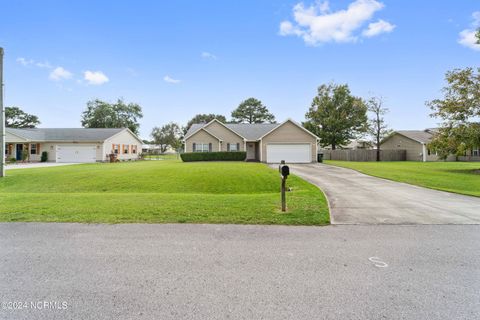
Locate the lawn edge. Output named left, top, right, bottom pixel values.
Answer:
left=325, top=161, right=480, bottom=198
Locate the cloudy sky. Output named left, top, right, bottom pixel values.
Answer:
left=1, top=0, right=479, bottom=138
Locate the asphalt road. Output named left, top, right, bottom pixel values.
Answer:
left=289, top=164, right=480, bottom=224
left=1, top=223, right=479, bottom=320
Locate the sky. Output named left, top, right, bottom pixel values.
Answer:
left=1, top=0, right=479, bottom=139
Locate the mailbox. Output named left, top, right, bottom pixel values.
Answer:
left=281, top=165, right=290, bottom=178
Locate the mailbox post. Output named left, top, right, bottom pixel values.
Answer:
left=279, top=160, right=289, bottom=212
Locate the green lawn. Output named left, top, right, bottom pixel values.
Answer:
left=0, top=160, right=329, bottom=225
left=326, top=160, right=480, bottom=197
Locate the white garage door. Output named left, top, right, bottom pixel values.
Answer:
left=266, top=144, right=311, bottom=163
left=56, top=145, right=97, bottom=163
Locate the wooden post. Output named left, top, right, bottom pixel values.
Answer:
left=281, top=176, right=286, bottom=212
left=0, top=47, right=4, bottom=177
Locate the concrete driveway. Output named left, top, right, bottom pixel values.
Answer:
left=0, top=223, right=479, bottom=320
left=5, top=162, right=79, bottom=170
left=289, top=163, right=480, bottom=224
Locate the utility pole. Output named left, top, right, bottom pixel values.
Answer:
left=0, top=47, right=5, bottom=177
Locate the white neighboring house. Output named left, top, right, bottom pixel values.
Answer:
left=5, top=128, right=143, bottom=163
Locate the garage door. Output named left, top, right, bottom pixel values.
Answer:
left=266, top=144, right=311, bottom=163
left=56, top=145, right=97, bottom=163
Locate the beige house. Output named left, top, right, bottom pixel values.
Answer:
left=381, top=129, right=479, bottom=162
left=5, top=128, right=143, bottom=163
left=184, top=119, right=319, bottom=163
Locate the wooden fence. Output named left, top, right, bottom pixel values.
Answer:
left=321, top=149, right=406, bottom=161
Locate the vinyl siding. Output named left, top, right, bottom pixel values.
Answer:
left=204, top=121, right=245, bottom=151
left=261, top=121, right=317, bottom=162
left=184, top=130, right=220, bottom=152
left=381, top=134, right=424, bottom=161
left=104, top=130, right=142, bottom=161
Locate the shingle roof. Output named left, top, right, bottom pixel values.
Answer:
left=224, top=123, right=280, bottom=140
left=6, top=128, right=126, bottom=142
left=395, top=130, right=434, bottom=144
left=184, top=122, right=281, bottom=141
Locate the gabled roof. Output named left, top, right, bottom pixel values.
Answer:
left=224, top=123, right=279, bottom=140
left=391, top=130, right=434, bottom=144
left=258, top=119, right=320, bottom=140
left=184, top=119, right=317, bottom=141
left=5, top=128, right=131, bottom=142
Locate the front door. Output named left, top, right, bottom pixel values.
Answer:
left=16, top=144, right=23, bottom=161
left=246, top=142, right=256, bottom=160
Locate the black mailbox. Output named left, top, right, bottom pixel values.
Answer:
left=281, top=165, right=290, bottom=178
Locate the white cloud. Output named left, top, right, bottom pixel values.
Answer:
left=16, top=57, right=34, bottom=66
left=35, top=61, right=52, bottom=68
left=201, top=52, right=217, bottom=60
left=279, top=0, right=394, bottom=45
left=49, top=67, right=73, bottom=81
left=458, top=11, right=480, bottom=51
left=163, top=75, right=181, bottom=84
left=83, top=70, right=109, bottom=85
left=362, top=19, right=395, bottom=37
left=17, top=57, right=52, bottom=68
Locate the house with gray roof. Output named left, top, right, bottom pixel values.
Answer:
left=381, top=129, right=479, bottom=161
left=5, top=127, right=143, bottom=163
left=184, top=119, right=319, bottom=163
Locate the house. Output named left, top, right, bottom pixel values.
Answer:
left=323, top=139, right=373, bottom=150
left=5, top=128, right=143, bottom=163
left=381, top=129, right=479, bottom=162
left=184, top=119, right=319, bottom=163
left=142, top=144, right=177, bottom=154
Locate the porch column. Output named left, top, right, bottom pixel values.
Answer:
left=422, top=144, right=427, bottom=162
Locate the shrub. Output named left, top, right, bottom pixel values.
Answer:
left=41, top=151, right=48, bottom=162
left=181, top=151, right=246, bottom=162
left=21, top=149, right=29, bottom=162
left=8, top=157, right=16, bottom=163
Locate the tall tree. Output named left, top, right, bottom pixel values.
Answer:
left=5, top=106, right=40, bottom=128
left=151, top=122, right=183, bottom=153
left=185, top=114, right=227, bottom=132
left=476, top=28, right=480, bottom=44
left=367, top=96, right=391, bottom=161
left=81, top=99, right=143, bottom=134
left=231, top=98, right=275, bottom=124
left=427, top=67, right=480, bottom=159
left=304, top=83, right=368, bottom=150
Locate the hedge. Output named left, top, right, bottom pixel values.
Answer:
left=181, top=151, right=247, bottom=162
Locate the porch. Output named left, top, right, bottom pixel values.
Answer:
left=4, top=143, right=41, bottom=162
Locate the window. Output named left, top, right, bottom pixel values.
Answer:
left=473, top=148, right=479, bottom=156
left=195, top=143, right=209, bottom=152
left=132, top=145, right=137, bottom=154
left=113, top=144, right=119, bottom=154
left=229, top=143, right=238, bottom=152
left=30, top=143, right=38, bottom=155
left=124, top=145, right=129, bottom=154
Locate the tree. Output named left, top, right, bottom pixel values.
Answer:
left=476, top=28, right=480, bottom=45
left=5, top=106, right=40, bottom=128
left=427, top=67, right=480, bottom=159
left=151, top=122, right=183, bottom=153
left=231, top=98, right=275, bottom=124
left=303, top=83, right=368, bottom=150
left=185, top=114, right=227, bottom=132
left=367, top=96, right=391, bottom=161
left=81, top=99, right=143, bottom=134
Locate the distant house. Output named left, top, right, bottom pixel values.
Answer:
left=323, top=139, right=373, bottom=150
left=381, top=129, right=479, bottom=162
left=184, top=119, right=319, bottom=163
left=5, top=128, right=143, bottom=163
left=142, top=144, right=177, bottom=154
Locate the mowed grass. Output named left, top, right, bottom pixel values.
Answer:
left=0, top=160, right=329, bottom=225
left=326, top=160, right=480, bottom=197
